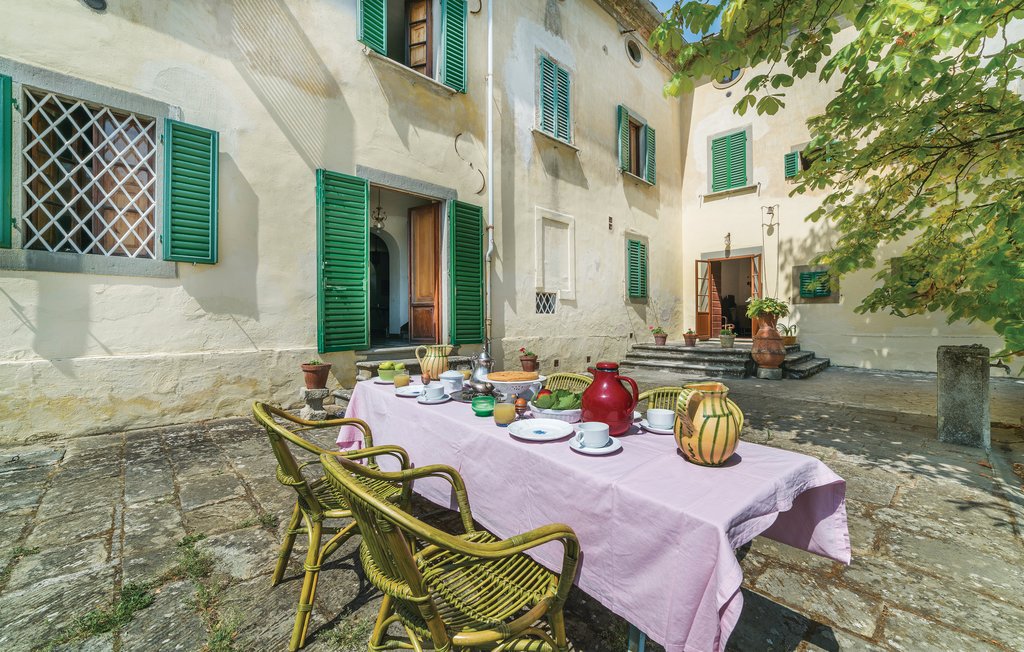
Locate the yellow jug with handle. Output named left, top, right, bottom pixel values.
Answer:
left=674, top=382, right=744, bottom=466
left=415, top=344, right=452, bottom=380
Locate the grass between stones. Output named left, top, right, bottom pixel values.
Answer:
left=237, top=512, right=280, bottom=531
left=318, top=614, right=375, bottom=650
left=42, top=582, right=156, bottom=650
left=163, top=533, right=242, bottom=652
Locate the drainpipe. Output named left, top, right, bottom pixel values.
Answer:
left=484, top=0, right=495, bottom=353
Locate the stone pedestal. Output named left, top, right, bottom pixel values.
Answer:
left=298, top=388, right=331, bottom=421
left=937, top=345, right=990, bottom=450
left=756, top=367, right=783, bottom=380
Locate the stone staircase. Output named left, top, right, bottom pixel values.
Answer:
left=621, top=340, right=830, bottom=380
left=353, top=344, right=473, bottom=381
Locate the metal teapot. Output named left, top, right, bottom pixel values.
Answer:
left=469, top=350, right=495, bottom=396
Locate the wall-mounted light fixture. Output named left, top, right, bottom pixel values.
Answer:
left=371, top=188, right=388, bottom=231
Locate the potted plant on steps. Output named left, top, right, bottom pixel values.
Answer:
left=746, top=298, right=790, bottom=379
left=519, top=347, right=539, bottom=372
left=650, top=325, right=668, bottom=346
left=301, top=359, right=332, bottom=389
left=719, top=323, right=736, bottom=348
left=779, top=323, right=798, bottom=346
left=683, top=329, right=698, bottom=347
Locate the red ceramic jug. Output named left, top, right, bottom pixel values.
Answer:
left=581, top=362, right=639, bottom=436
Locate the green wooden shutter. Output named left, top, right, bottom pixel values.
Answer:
left=538, top=57, right=556, bottom=136
left=439, top=0, right=467, bottom=93
left=163, top=119, right=218, bottom=264
left=555, top=65, right=571, bottom=142
left=727, top=131, right=747, bottom=188
left=627, top=239, right=648, bottom=299
left=799, top=270, right=831, bottom=298
left=317, top=170, right=369, bottom=353
left=0, top=74, right=11, bottom=249
left=710, top=135, right=729, bottom=192
left=617, top=105, right=630, bottom=171
left=784, top=150, right=800, bottom=179
left=449, top=200, right=485, bottom=345
left=644, top=125, right=657, bottom=185
left=359, top=0, right=387, bottom=55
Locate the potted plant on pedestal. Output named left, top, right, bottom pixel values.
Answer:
left=719, top=323, right=736, bottom=348
left=650, top=325, right=668, bottom=346
left=683, top=329, right=698, bottom=347
left=779, top=323, right=798, bottom=346
left=301, top=359, right=332, bottom=389
left=747, top=298, right=790, bottom=376
left=519, top=347, right=539, bottom=372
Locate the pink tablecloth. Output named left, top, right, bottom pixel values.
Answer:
left=339, top=381, right=850, bottom=652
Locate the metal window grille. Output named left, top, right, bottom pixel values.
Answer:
left=21, top=87, right=158, bottom=258
left=535, top=292, right=557, bottom=314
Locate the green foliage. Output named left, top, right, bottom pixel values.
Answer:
left=161, top=534, right=213, bottom=582
left=746, top=297, right=791, bottom=319
left=533, top=389, right=581, bottom=410
left=46, top=582, right=155, bottom=647
left=653, top=1, right=1024, bottom=361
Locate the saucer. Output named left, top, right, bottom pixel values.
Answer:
left=569, top=437, right=623, bottom=456
left=416, top=393, right=450, bottom=405
left=640, top=419, right=674, bottom=435
left=373, top=377, right=395, bottom=385
left=395, top=385, right=424, bottom=398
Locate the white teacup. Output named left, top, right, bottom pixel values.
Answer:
left=647, top=408, right=675, bottom=430
left=423, top=383, right=446, bottom=400
left=575, top=422, right=611, bottom=449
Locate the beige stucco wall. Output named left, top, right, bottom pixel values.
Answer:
left=678, top=26, right=1012, bottom=374
left=489, top=0, right=686, bottom=372
left=0, top=0, right=493, bottom=443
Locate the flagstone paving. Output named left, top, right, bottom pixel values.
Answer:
left=1, top=370, right=1021, bottom=651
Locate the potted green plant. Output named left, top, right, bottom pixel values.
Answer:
left=719, top=323, right=736, bottom=348
left=649, top=325, right=668, bottom=346
left=683, top=329, right=698, bottom=347
left=746, top=298, right=791, bottom=372
left=778, top=323, right=798, bottom=346
left=301, top=359, right=332, bottom=389
left=519, top=347, right=539, bottom=372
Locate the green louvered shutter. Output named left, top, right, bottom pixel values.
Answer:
left=727, top=131, right=747, bottom=189
left=439, top=0, right=467, bottom=93
left=0, top=74, right=11, bottom=249
left=359, top=0, right=387, bottom=55
left=644, top=125, right=656, bottom=185
left=555, top=65, right=571, bottom=142
left=784, top=150, right=800, bottom=179
left=710, top=135, right=729, bottom=192
left=449, top=200, right=485, bottom=344
left=617, top=105, right=630, bottom=171
left=163, top=119, right=218, bottom=264
left=799, top=270, right=831, bottom=298
left=627, top=239, right=648, bottom=299
left=317, top=170, right=369, bottom=353
left=538, top=57, right=557, bottom=136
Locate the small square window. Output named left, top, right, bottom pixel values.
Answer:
left=535, top=292, right=557, bottom=314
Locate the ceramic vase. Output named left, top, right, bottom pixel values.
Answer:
left=674, top=382, right=743, bottom=466
left=415, top=344, right=452, bottom=379
left=751, top=314, right=786, bottom=369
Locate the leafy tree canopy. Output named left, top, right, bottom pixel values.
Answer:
left=652, top=1, right=1024, bottom=362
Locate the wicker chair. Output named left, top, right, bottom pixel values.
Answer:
left=543, top=372, right=592, bottom=393
left=638, top=386, right=685, bottom=410
left=320, top=453, right=581, bottom=652
left=252, top=402, right=413, bottom=651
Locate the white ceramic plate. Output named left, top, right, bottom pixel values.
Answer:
left=373, top=377, right=395, bottom=385
left=416, top=394, right=451, bottom=405
left=507, top=418, right=575, bottom=442
left=569, top=436, right=623, bottom=456
left=395, top=385, right=424, bottom=398
left=640, top=419, right=674, bottom=435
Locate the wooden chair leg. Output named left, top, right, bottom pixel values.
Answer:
left=290, top=518, right=322, bottom=651
left=273, top=503, right=302, bottom=587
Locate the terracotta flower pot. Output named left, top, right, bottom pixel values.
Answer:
left=683, top=334, right=698, bottom=347
left=301, top=363, right=332, bottom=389
left=783, top=336, right=797, bottom=346
left=520, top=355, right=539, bottom=372
left=751, top=314, right=786, bottom=369
left=719, top=332, right=736, bottom=348
left=654, top=334, right=668, bottom=346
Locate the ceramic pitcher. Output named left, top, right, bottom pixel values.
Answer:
left=415, top=344, right=452, bottom=380
left=581, top=361, right=639, bottom=436
left=674, top=382, right=744, bottom=466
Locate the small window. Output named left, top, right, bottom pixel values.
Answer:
left=535, top=292, right=557, bottom=314
left=625, top=38, right=643, bottom=66
left=799, top=270, right=831, bottom=298
left=713, top=68, right=743, bottom=89
left=537, top=56, right=572, bottom=143
left=22, top=87, right=158, bottom=258
left=617, top=106, right=656, bottom=185
left=710, top=129, right=748, bottom=193
left=626, top=239, right=648, bottom=299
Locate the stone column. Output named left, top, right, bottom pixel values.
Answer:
left=299, top=388, right=331, bottom=421
left=937, top=345, right=990, bottom=450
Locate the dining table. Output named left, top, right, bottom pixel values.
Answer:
left=338, top=379, right=851, bottom=652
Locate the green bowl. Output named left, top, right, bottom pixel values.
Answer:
left=378, top=368, right=396, bottom=382
left=471, top=396, right=495, bottom=416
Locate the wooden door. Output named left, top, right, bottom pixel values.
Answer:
left=409, top=203, right=440, bottom=342
left=749, top=254, right=763, bottom=335
left=695, top=260, right=712, bottom=340
left=407, top=0, right=432, bottom=76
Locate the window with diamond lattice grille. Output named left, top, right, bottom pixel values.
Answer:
left=535, top=292, right=556, bottom=314
left=22, top=87, right=157, bottom=258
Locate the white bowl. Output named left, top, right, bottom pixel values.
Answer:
left=527, top=402, right=582, bottom=423
left=483, top=374, right=546, bottom=398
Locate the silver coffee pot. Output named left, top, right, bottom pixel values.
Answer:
left=469, top=349, right=495, bottom=395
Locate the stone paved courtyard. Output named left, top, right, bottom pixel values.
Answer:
left=1, top=368, right=1022, bottom=652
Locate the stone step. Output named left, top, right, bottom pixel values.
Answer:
left=620, top=357, right=750, bottom=378
left=355, top=344, right=459, bottom=362
left=784, top=350, right=815, bottom=366
left=626, top=349, right=754, bottom=364
left=783, top=357, right=831, bottom=379
left=355, top=356, right=474, bottom=381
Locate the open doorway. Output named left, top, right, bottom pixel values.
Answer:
left=696, top=254, right=762, bottom=339
left=368, top=185, right=442, bottom=347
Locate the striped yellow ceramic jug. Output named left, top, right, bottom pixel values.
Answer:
left=415, top=344, right=452, bottom=380
left=674, top=382, right=743, bottom=466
